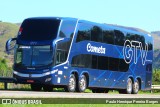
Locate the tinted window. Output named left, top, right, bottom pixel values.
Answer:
left=108, top=57, right=119, bottom=71
left=55, top=41, right=69, bottom=65
left=91, top=26, right=102, bottom=42
left=108, top=57, right=129, bottom=72
left=145, top=35, right=153, bottom=51
left=126, top=33, right=135, bottom=41
left=71, top=54, right=129, bottom=72
left=92, top=55, right=98, bottom=69
left=103, top=29, right=114, bottom=44
left=18, top=19, right=60, bottom=41
left=126, top=33, right=148, bottom=50
left=98, top=56, right=108, bottom=70
left=118, top=59, right=129, bottom=71
left=114, top=30, right=125, bottom=46
left=59, top=20, right=76, bottom=38
left=71, top=54, right=92, bottom=68
left=55, top=20, right=77, bottom=65
left=76, top=23, right=91, bottom=42
left=14, top=45, right=54, bottom=69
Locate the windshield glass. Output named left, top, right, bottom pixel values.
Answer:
left=14, top=45, right=53, bottom=68
left=18, top=19, right=60, bottom=41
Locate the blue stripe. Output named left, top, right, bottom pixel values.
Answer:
left=104, top=72, right=113, bottom=86
left=111, top=73, right=125, bottom=87
left=90, top=71, right=106, bottom=85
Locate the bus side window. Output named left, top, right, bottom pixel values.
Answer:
left=76, top=23, right=91, bottom=42
left=91, top=26, right=102, bottom=42
left=59, top=20, right=76, bottom=38
left=71, top=54, right=92, bottom=68
left=98, top=56, right=108, bottom=70
left=55, top=41, right=68, bottom=65
left=103, top=30, right=114, bottom=44
left=56, top=49, right=66, bottom=65
left=92, top=55, right=98, bottom=69
left=114, top=30, right=125, bottom=46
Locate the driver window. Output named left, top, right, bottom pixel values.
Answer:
left=55, top=40, right=69, bottom=65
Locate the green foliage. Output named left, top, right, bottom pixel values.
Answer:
left=0, top=57, right=12, bottom=77
left=0, top=22, right=19, bottom=57
left=0, top=22, right=19, bottom=77
left=152, top=69, right=160, bottom=85
left=152, top=69, right=160, bottom=93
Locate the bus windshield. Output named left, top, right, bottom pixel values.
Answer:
left=14, top=45, right=54, bottom=68
left=18, top=19, right=60, bottom=41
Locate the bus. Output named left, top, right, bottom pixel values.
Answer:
left=6, top=17, right=153, bottom=94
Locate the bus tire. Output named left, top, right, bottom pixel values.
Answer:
left=126, top=78, right=133, bottom=94
left=119, top=78, right=132, bottom=94
left=43, top=85, right=53, bottom=92
left=132, top=79, right=139, bottom=94
left=78, top=75, right=87, bottom=92
left=31, top=84, right=42, bottom=91
left=66, top=74, right=76, bottom=92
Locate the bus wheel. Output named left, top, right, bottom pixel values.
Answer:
left=43, top=85, right=53, bottom=92
left=66, top=74, right=76, bottom=92
left=126, top=78, right=132, bottom=94
left=132, top=79, right=139, bottom=94
left=78, top=75, right=87, bottom=92
left=31, top=84, right=42, bottom=91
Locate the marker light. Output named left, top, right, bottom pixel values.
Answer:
left=18, top=27, right=23, bottom=35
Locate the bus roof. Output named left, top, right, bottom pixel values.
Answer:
left=25, top=17, right=78, bottom=21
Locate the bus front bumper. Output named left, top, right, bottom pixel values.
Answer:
left=13, top=71, right=55, bottom=85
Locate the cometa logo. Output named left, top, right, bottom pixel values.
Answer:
left=87, top=43, right=106, bottom=54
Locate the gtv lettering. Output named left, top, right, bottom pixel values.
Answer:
left=87, top=43, right=106, bottom=54
left=123, top=40, right=151, bottom=65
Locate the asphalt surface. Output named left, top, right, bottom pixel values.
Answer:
left=0, top=90, right=160, bottom=98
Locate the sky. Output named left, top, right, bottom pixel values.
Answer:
left=0, top=0, right=159, bottom=32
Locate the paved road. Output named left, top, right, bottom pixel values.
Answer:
left=0, top=90, right=160, bottom=98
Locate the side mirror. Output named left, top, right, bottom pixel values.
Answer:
left=6, top=38, right=17, bottom=54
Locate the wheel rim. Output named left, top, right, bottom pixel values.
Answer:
left=69, top=76, right=75, bottom=91
left=134, top=81, right=139, bottom=93
left=79, top=76, right=86, bottom=91
left=127, top=79, right=132, bottom=93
